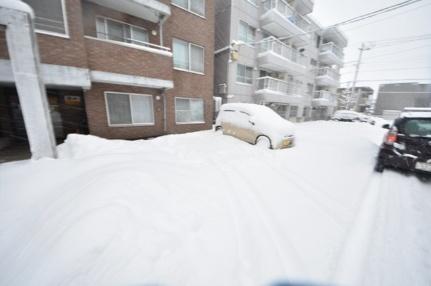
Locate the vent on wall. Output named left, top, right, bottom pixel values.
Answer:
left=218, top=83, right=227, bottom=95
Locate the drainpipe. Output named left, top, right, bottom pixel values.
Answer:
left=0, top=0, right=57, bottom=159
left=159, top=15, right=168, bottom=47
left=162, top=89, right=167, bottom=133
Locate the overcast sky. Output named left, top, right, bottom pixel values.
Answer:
left=310, top=0, right=431, bottom=97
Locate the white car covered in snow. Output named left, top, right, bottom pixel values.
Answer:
left=215, top=103, right=295, bottom=149
left=332, top=110, right=360, bottom=122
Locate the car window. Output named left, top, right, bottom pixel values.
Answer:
left=402, top=119, right=431, bottom=137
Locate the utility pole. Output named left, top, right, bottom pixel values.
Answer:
left=349, top=42, right=372, bottom=111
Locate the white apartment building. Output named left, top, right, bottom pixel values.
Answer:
left=214, top=0, right=348, bottom=121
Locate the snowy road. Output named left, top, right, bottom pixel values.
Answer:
left=0, top=121, right=430, bottom=286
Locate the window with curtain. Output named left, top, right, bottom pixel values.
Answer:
left=236, top=64, right=253, bottom=84
left=172, top=0, right=205, bottom=16
left=175, top=98, right=205, bottom=123
left=238, top=21, right=254, bottom=44
left=22, top=0, right=67, bottom=35
left=96, top=17, right=149, bottom=46
left=173, top=39, right=204, bottom=73
left=105, top=92, right=154, bottom=126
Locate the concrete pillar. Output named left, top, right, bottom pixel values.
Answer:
left=0, top=1, right=57, bottom=159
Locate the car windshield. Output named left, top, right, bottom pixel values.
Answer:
left=402, top=118, right=431, bottom=137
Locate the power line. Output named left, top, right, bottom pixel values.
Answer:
left=243, top=0, right=425, bottom=46
left=343, top=2, right=431, bottom=32
left=342, top=66, right=431, bottom=74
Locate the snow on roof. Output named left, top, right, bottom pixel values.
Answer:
left=401, top=112, right=431, bottom=119
left=0, top=0, right=34, bottom=17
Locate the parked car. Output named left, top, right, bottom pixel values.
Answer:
left=215, top=103, right=295, bottom=149
left=374, top=109, right=431, bottom=174
left=332, top=110, right=360, bottom=122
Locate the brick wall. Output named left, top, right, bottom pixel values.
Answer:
left=84, top=83, right=166, bottom=139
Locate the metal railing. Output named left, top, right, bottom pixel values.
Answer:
left=313, top=90, right=337, bottom=105
left=316, top=67, right=340, bottom=80
left=96, top=31, right=171, bottom=52
left=320, top=42, right=344, bottom=58
left=258, top=36, right=307, bottom=65
left=262, top=0, right=311, bottom=31
left=257, top=77, right=305, bottom=95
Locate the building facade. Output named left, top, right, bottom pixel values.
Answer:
left=214, top=0, right=347, bottom=122
left=0, top=0, right=214, bottom=152
left=374, top=82, right=431, bottom=116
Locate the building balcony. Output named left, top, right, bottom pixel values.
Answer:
left=290, top=0, right=314, bottom=15
left=255, top=76, right=304, bottom=105
left=257, top=37, right=307, bottom=75
left=84, top=36, right=173, bottom=89
left=319, top=42, right=344, bottom=66
left=315, top=67, right=340, bottom=88
left=261, top=0, right=312, bottom=46
left=86, top=0, right=171, bottom=23
left=322, top=27, right=348, bottom=48
left=312, top=90, right=337, bottom=107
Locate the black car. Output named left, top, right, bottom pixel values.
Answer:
left=375, top=112, right=431, bottom=174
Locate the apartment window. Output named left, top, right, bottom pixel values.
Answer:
left=22, top=0, right=67, bottom=35
left=172, top=0, right=205, bottom=16
left=173, top=39, right=204, bottom=73
left=175, top=98, right=205, bottom=123
left=96, top=17, right=149, bottom=46
left=239, top=21, right=255, bottom=44
left=236, top=64, right=253, bottom=84
left=105, top=92, right=154, bottom=126
left=290, top=106, right=298, bottom=118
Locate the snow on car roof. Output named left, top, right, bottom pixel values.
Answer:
left=401, top=112, right=431, bottom=119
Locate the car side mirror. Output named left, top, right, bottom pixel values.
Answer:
left=382, top=124, right=390, bottom=130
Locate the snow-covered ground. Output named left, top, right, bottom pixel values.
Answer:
left=0, top=122, right=430, bottom=286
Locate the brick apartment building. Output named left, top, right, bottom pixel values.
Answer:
left=0, top=0, right=214, bottom=155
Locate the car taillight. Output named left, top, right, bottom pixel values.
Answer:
left=385, top=131, right=398, bottom=144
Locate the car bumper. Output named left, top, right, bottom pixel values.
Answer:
left=377, top=147, right=431, bottom=174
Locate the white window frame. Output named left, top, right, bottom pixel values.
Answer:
left=175, top=97, right=205, bottom=124
left=173, top=38, right=205, bottom=75
left=96, top=16, right=149, bottom=46
left=104, top=92, right=155, bottom=127
left=236, top=64, right=253, bottom=85
left=30, top=0, right=70, bottom=38
left=238, top=21, right=255, bottom=45
left=171, top=0, right=206, bottom=18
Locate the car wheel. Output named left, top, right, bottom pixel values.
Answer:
left=255, top=136, right=272, bottom=149
left=374, top=160, right=385, bottom=173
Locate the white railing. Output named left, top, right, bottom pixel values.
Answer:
left=313, top=90, right=337, bottom=105
left=257, top=76, right=289, bottom=93
left=316, top=67, right=340, bottom=81
left=257, top=77, right=304, bottom=95
left=320, top=42, right=343, bottom=58
left=258, top=36, right=307, bottom=65
left=96, top=31, right=170, bottom=52
left=262, top=0, right=311, bottom=31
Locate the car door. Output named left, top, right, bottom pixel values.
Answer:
left=222, top=110, right=256, bottom=144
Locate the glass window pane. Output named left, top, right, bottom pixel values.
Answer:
left=107, top=20, right=125, bottom=42
left=131, top=27, right=149, bottom=45
left=190, top=45, right=204, bottom=73
left=191, top=99, right=204, bottom=122
left=172, top=0, right=188, bottom=9
left=191, top=0, right=205, bottom=16
left=130, top=95, right=154, bottom=124
left=22, top=0, right=66, bottom=34
left=96, top=17, right=106, bottom=39
left=173, top=39, right=190, bottom=70
left=106, top=93, right=132, bottom=125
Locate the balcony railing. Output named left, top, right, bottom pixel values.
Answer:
left=320, top=42, right=343, bottom=58
left=262, top=0, right=311, bottom=31
left=257, top=76, right=304, bottom=95
left=258, top=36, right=307, bottom=66
left=313, top=90, right=337, bottom=105
left=316, top=67, right=340, bottom=80
left=96, top=31, right=170, bottom=53
left=257, top=76, right=289, bottom=93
